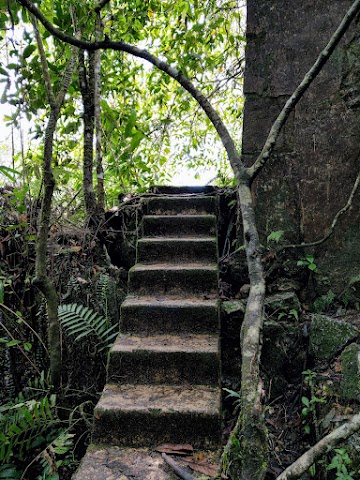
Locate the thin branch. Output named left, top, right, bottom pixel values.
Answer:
left=32, top=17, right=55, bottom=107
left=279, top=169, right=360, bottom=251
left=0, top=303, right=49, bottom=354
left=161, top=453, right=194, bottom=480
left=15, top=0, right=243, bottom=176
left=94, top=0, right=111, bottom=13
left=276, top=412, right=360, bottom=480
left=0, top=316, right=42, bottom=376
left=247, top=0, right=360, bottom=181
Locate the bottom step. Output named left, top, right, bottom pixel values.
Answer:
left=73, top=446, right=171, bottom=480
left=73, top=446, right=220, bottom=480
left=93, top=384, right=221, bottom=448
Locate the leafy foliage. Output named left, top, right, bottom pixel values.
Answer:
left=326, top=448, right=360, bottom=480
left=0, top=395, right=58, bottom=464
left=0, top=0, right=245, bottom=206
left=58, top=303, right=118, bottom=351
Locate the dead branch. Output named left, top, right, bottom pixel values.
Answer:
left=276, top=412, right=360, bottom=480
left=279, top=169, right=360, bottom=251
left=161, top=453, right=194, bottom=480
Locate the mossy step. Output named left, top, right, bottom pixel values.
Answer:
left=108, top=334, right=220, bottom=386
left=73, top=445, right=220, bottom=480
left=142, top=214, right=217, bottom=237
left=137, top=237, right=218, bottom=263
left=93, top=383, right=222, bottom=448
left=150, top=186, right=216, bottom=194
left=121, top=296, right=219, bottom=335
left=72, top=446, right=180, bottom=480
left=145, top=196, right=216, bottom=215
left=128, top=263, right=218, bottom=296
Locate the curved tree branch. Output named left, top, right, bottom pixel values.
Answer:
left=15, top=0, right=242, bottom=176
left=276, top=412, right=360, bottom=480
left=279, top=169, right=360, bottom=251
left=246, top=0, right=360, bottom=181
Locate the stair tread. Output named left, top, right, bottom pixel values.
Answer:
left=73, top=446, right=183, bottom=480
left=123, top=295, right=218, bottom=307
left=112, top=334, right=219, bottom=353
left=96, top=384, right=221, bottom=415
left=139, top=237, right=217, bottom=242
left=131, top=263, right=217, bottom=271
left=144, top=214, right=216, bottom=219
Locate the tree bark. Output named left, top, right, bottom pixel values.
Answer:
left=94, top=12, right=105, bottom=214
left=276, top=412, right=360, bottom=480
left=32, top=19, right=78, bottom=388
left=237, top=176, right=268, bottom=479
left=78, top=49, right=98, bottom=223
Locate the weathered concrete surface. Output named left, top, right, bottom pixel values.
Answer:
left=309, top=314, right=359, bottom=360
left=243, top=0, right=360, bottom=291
left=73, top=446, right=219, bottom=480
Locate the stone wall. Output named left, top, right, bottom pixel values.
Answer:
left=243, top=0, right=360, bottom=292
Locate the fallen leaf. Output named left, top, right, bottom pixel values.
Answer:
left=155, top=443, right=194, bottom=456
left=182, top=458, right=218, bottom=476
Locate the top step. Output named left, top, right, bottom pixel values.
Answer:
left=145, top=196, right=216, bottom=216
left=149, top=186, right=216, bottom=195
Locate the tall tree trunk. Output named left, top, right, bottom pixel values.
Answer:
left=78, top=49, right=97, bottom=223
left=237, top=177, right=268, bottom=479
left=94, top=12, right=105, bottom=213
left=32, top=17, right=78, bottom=388
left=34, top=108, right=61, bottom=388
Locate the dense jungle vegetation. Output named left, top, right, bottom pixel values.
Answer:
left=0, top=0, right=360, bottom=479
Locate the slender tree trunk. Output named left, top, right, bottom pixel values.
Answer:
left=237, top=177, right=268, bottom=479
left=34, top=108, right=61, bottom=388
left=78, top=49, right=97, bottom=223
left=32, top=17, right=78, bottom=388
left=94, top=12, right=105, bottom=213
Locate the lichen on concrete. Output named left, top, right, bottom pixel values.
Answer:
left=309, top=314, right=359, bottom=360
left=340, top=343, right=360, bottom=401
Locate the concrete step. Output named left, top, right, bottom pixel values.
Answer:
left=73, top=446, right=220, bottom=480
left=107, top=334, right=220, bottom=386
left=73, top=446, right=181, bottom=480
left=145, top=196, right=216, bottom=215
left=128, top=263, right=218, bottom=296
left=93, top=383, right=222, bottom=448
left=150, top=186, right=216, bottom=195
left=142, top=214, right=217, bottom=237
left=137, top=237, right=218, bottom=263
left=121, top=296, right=219, bottom=335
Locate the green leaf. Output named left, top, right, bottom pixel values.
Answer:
left=129, top=131, right=145, bottom=151
left=301, top=396, right=310, bottom=407
left=23, top=45, right=36, bottom=59
left=289, top=309, right=299, bottom=320
left=124, top=110, right=136, bottom=138
left=0, top=465, right=21, bottom=479
left=267, top=230, right=284, bottom=243
left=0, top=281, right=4, bottom=303
left=308, top=263, right=317, bottom=271
left=0, top=165, right=20, bottom=182
left=6, top=340, right=21, bottom=347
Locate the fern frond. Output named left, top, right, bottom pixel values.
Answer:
left=0, top=396, right=58, bottom=463
left=58, top=303, right=119, bottom=351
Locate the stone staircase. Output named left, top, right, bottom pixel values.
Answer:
left=74, top=191, right=221, bottom=479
